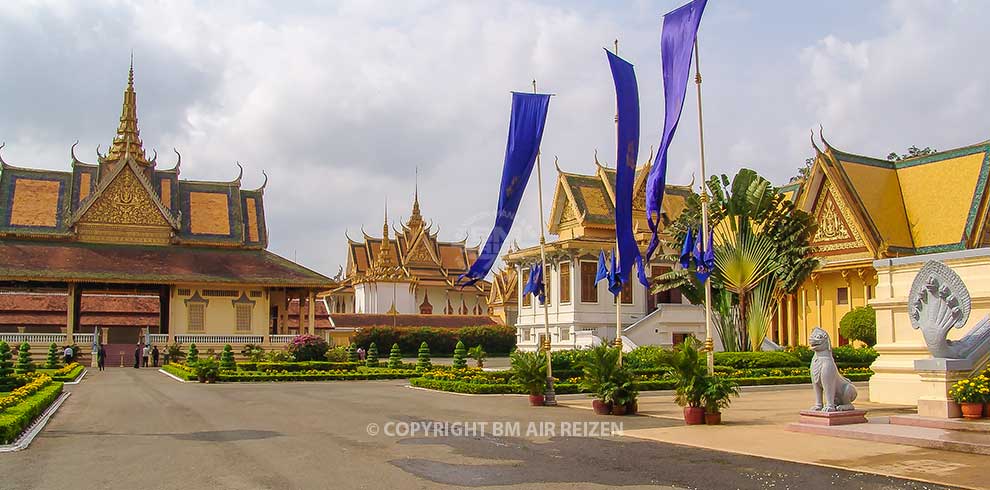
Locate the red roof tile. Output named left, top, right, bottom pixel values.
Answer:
left=0, top=240, right=333, bottom=287
left=328, top=314, right=497, bottom=329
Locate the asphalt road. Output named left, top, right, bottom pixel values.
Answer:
left=0, top=369, right=960, bottom=490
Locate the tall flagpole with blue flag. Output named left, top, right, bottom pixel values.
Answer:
left=531, top=79, right=558, bottom=406
left=457, top=85, right=556, bottom=403
left=606, top=39, right=647, bottom=365
left=644, top=0, right=710, bottom=373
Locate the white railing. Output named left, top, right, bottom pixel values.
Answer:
left=73, top=333, right=95, bottom=345
left=149, top=334, right=169, bottom=344
left=173, top=334, right=264, bottom=345
left=269, top=335, right=296, bottom=344
left=0, top=333, right=67, bottom=344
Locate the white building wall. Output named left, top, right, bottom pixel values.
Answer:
left=514, top=256, right=702, bottom=352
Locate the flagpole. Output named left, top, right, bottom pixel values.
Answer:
left=612, top=39, right=623, bottom=366
left=534, top=79, right=557, bottom=406
left=694, top=39, right=714, bottom=376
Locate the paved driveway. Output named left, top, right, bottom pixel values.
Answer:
left=0, top=369, right=959, bottom=490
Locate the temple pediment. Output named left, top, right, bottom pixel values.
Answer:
left=73, top=161, right=177, bottom=245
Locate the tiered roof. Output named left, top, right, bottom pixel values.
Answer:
left=507, top=153, right=693, bottom=261
left=794, top=134, right=990, bottom=264
left=342, top=190, right=487, bottom=293
left=0, top=62, right=331, bottom=288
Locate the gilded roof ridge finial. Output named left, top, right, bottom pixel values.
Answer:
left=810, top=129, right=823, bottom=155
left=105, top=56, right=148, bottom=168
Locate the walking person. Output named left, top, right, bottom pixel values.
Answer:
left=133, top=343, right=141, bottom=369
left=152, top=345, right=160, bottom=367
left=97, top=344, right=106, bottom=371
left=63, top=345, right=73, bottom=365
left=142, top=344, right=150, bottom=367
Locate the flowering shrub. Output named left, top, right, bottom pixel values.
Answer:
left=288, top=335, right=328, bottom=362
left=51, top=363, right=80, bottom=377
left=0, top=374, right=52, bottom=412
left=0, top=381, right=63, bottom=443
left=949, top=375, right=990, bottom=403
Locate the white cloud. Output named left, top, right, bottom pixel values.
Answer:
left=0, top=0, right=987, bottom=276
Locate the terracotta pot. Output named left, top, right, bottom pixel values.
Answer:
left=683, top=406, right=705, bottom=425
left=612, top=403, right=627, bottom=416
left=592, top=399, right=612, bottom=415
left=705, top=412, right=722, bottom=425
left=961, top=402, right=984, bottom=419
left=528, top=394, right=545, bottom=406
left=625, top=400, right=638, bottom=415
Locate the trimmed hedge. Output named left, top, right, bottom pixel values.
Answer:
left=713, top=351, right=803, bottom=369
left=352, top=326, right=516, bottom=356
left=220, top=369, right=417, bottom=382
left=236, top=361, right=359, bottom=372
left=0, top=382, right=63, bottom=444
left=162, top=363, right=197, bottom=381
left=50, top=364, right=84, bottom=382
left=411, top=372, right=873, bottom=395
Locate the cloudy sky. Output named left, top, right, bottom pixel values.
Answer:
left=1, top=0, right=987, bottom=276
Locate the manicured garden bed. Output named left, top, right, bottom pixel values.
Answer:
left=409, top=367, right=873, bottom=395
left=0, top=378, right=64, bottom=444
left=40, top=363, right=85, bottom=382
left=162, top=362, right=418, bottom=382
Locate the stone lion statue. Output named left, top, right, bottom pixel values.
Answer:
left=809, top=327, right=857, bottom=412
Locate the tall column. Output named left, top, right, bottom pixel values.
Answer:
left=787, top=295, right=798, bottom=347
left=66, top=283, right=78, bottom=344
left=160, top=285, right=171, bottom=344
left=776, top=299, right=785, bottom=345
left=308, top=290, right=316, bottom=335
left=800, top=288, right=808, bottom=343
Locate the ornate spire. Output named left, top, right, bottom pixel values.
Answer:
left=375, top=199, right=398, bottom=268
left=105, top=56, right=149, bottom=166
left=407, top=167, right=425, bottom=230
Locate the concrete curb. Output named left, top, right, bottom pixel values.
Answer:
left=405, top=385, right=526, bottom=397
left=63, top=368, right=87, bottom=385
left=0, top=392, right=71, bottom=452
left=158, top=368, right=191, bottom=383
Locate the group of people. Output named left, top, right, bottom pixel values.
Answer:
left=91, top=343, right=162, bottom=371
left=135, top=343, right=160, bottom=369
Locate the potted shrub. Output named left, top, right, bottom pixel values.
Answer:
left=194, top=356, right=220, bottom=384
left=579, top=344, right=628, bottom=415
left=701, top=376, right=739, bottom=425
left=950, top=376, right=988, bottom=419
left=672, top=338, right=707, bottom=425
left=605, top=379, right=638, bottom=416
left=510, top=350, right=546, bottom=406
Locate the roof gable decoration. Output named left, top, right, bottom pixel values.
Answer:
left=71, top=158, right=179, bottom=230
left=802, top=157, right=879, bottom=260
left=548, top=175, right=586, bottom=235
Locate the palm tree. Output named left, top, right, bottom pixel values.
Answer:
left=651, top=168, right=818, bottom=351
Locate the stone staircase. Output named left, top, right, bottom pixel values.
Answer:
left=790, top=413, right=990, bottom=455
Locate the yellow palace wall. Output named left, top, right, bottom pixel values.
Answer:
left=791, top=265, right=876, bottom=346
left=168, top=285, right=271, bottom=337
left=869, top=248, right=990, bottom=405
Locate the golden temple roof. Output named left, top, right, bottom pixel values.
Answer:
left=795, top=134, right=990, bottom=259
left=342, top=191, right=487, bottom=292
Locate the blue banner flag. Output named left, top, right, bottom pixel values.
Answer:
left=523, top=264, right=546, bottom=304
left=696, top=227, right=715, bottom=283
left=679, top=225, right=695, bottom=269
left=608, top=249, right=623, bottom=297
left=644, top=0, right=708, bottom=263
left=595, top=250, right=609, bottom=285
left=606, top=49, right=648, bottom=288
left=459, top=92, right=552, bottom=286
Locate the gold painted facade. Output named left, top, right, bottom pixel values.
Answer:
left=778, top=136, right=990, bottom=347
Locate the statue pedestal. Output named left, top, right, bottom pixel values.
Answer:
left=797, top=410, right=867, bottom=426
left=915, top=358, right=973, bottom=418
